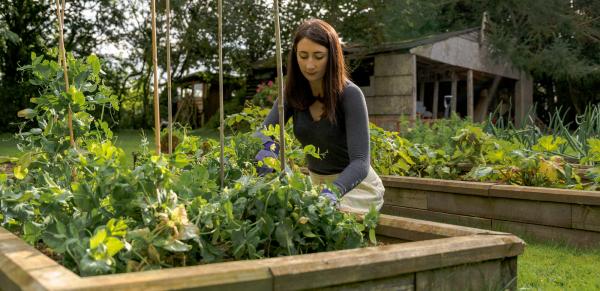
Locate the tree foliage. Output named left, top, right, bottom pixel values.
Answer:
left=1, top=0, right=599, bottom=131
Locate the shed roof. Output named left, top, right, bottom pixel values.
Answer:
left=344, top=27, right=480, bottom=57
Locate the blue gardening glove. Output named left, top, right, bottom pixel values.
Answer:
left=255, top=141, right=279, bottom=176
left=320, top=188, right=338, bottom=205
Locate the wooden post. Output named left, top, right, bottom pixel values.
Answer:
left=467, top=69, right=474, bottom=119
left=411, top=55, right=417, bottom=121
left=433, top=80, right=439, bottom=119
left=218, top=0, right=225, bottom=188
left=166, top=0, right=173, bottom=154
left=515, top=72, right=533, bottom=127
left=274, top=0, right=286, bottom=170
left=54, top=0, right=75, bottom=149
left=451, top=71, right=457, bottom=115
left=151, top=0, right=161, bottom=154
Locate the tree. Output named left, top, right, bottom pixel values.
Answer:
left=0, top=0, right=52, bottom=132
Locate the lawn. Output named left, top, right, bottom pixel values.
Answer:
left=519, top=240, right=600, bottom=290
left=0, top=128, right=219, bottom=167
left=0, top=133, right=20, bottom=157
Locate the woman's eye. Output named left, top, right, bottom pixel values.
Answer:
left=315, top=56, right=324, bottom=60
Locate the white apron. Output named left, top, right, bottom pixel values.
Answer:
left=309, top=166, right=385, bottom=213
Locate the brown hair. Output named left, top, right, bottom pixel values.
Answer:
left=285, top=19, right=348, bottom=123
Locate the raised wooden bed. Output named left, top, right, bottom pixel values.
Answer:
left=0, top=214, right=523, bottom=290
left=381, top=175, right=600, bottom=248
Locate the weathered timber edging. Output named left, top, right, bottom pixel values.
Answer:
left=381, top=175, right=600, bottom=248
left=0, top=214, right=523, bottom=290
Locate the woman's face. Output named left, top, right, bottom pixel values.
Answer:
left=296, top=37, right=328, bottom=85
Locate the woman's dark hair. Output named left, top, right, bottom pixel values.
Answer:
left=285, top=19, right=348, bottom=123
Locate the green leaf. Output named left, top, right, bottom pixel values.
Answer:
left=13, top=165, right=28, bottom=180
left=80, top=254, right=113, bottom=276
left=23, top=221, right=43, bottom=245
left=107, top=219, right=127, bottom=237
left=160, top=239, right=192, bottom=252
left=223, top=200, right=234, bottom=221
left=275, top=219, right=295, bottom=254
left=17, top=108, right=37, bottom=119
left=105, top=237, right=124, bottom=257
left=87, top=54, right=101, bottom=75
left=90, top=229, right=107, bottom=249
left=369, top=228, right=377, bottom=245
left=69, top=86, right=86, bottom=106
left=533, top=135, right=565, bottom=152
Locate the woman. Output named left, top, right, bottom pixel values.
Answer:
left=255, top=19, right=384, bottom=213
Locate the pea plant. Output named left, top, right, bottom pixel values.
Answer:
left=0, top=53, right=379, bottom=276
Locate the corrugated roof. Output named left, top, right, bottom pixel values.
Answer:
left=344, top=27, right=480, bottom=57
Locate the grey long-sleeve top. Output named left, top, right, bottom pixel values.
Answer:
left=258, top=81, right=370, bottom=195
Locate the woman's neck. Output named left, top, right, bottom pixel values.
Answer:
left=309, top=80, right=323, bottom=98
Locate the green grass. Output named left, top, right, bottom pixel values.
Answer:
left=0, top=133, right=20, bottom=157
left=0, top=128, right=219, bottom=167
left=518, top=239, right=600, bottom=290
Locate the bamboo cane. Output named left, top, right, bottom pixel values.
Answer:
left=218, top=0, right=225, bottom=188
left=54, top=0, right=75, bottom=149
left=166, top=0, right=173, bottom=154
left=273, top=0, right=286, bottom=170
left=151, top=0, right=161, bottom=154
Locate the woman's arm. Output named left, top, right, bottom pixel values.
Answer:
left=333, top=84, right=370, bottom=194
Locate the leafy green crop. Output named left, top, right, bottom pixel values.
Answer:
left=0, top=52, right=379, bottom=276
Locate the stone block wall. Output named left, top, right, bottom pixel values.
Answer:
left=361, top=53, right=414, bottom=131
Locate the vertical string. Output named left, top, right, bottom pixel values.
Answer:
left=273, top=0, right=286, bottom=171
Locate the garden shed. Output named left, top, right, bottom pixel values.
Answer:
left=173, top=72, right=242, bottom=128
left=346, top=27, right=533, bottom=131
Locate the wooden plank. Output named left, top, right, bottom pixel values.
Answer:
left=501, top=257, right=518, bottom=290
left=467, top=69, right=474, bottom=118
left=318, top=273, right=414, bottom=291
left=490, top=184, right=600, bottom=206
left=376, top=214, right=502, bottom=240
left=411, top=54, right=417, bottom=120
left=0, top=217, right=524, bottom=291
left=432, top=81, right=439, bottom=119
left=492, top=220, right=600, bottom=248
left=489, top=198, right=571, bottom=228
left=416, top=259, right=510, bottom=291
left=381, top=175, right=492, bottom=196
left=383, top=188, right=428, bottom=209
left=572, top=205, right=600, bottom=232
left=450, top=71, right=457, bottom=114
left=79, top=261, right=274, bottom=291
left=268, top=235, right=523, bottom=290
left=0, top=228, right=81, bottom=291
left=381, top=204, right=492, bottom=230
left=514, top=72, right=533, bottom=127
left=427, top=192, right=492, bottom=218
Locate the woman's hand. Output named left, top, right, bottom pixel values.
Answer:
left=255, top=141, right=279, bottom=176
left=320, top=188, right=338, bottom=205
